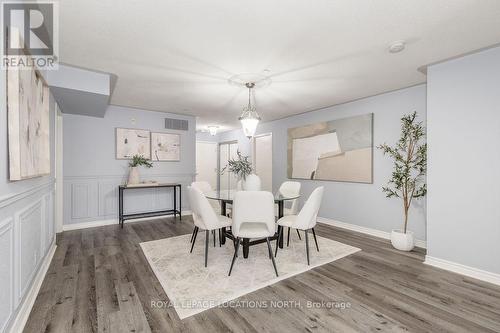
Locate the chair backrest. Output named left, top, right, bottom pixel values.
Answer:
left=188, top=186, right=220, bottom=230
left=295, top=187, right=324, bottom=230
left=232, top=191, right=275, bottom=237
left=191, top=181, right=213, bottom=194
left=279, top=181, right=301, bottom=214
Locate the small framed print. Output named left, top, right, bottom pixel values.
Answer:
left=116, top=128, right=151, bottom=159
left=151, top=132, right=180, bottom=161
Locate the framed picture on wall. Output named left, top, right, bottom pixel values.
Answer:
left=7, top=29, right=51, bottom=181
left=116, top=128, right=151, bottom=159
left=287, top=113, right=373, bottom=183
left=151, top=132, right=181, bottom=161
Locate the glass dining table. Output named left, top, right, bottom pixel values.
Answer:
left=205, top=190, right=300, bottom=259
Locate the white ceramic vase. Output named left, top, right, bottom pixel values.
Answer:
left=242, top=174, right=261, bottom=191
left=390, top=229, right=415, bottom=251
left=128, top=167, right=140, bottom=185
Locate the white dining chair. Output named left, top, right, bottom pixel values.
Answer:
left=275, top=186, right=324, bottom=265
left=277, top=181, right=302, bottom=246
left=191, top=181, right=223, bottom=243
left=188, top=186, right=232, bottom=267
left=228, top=191, right=278, bottom=277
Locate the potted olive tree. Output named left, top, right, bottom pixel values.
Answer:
left=128, top=154, right=153, bottom=185
left=221, top=150, right=259, bottom=190
left=378, top=111, right=427, bottom=251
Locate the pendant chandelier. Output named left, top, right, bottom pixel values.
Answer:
left=239, top=82, right=261, bottom=138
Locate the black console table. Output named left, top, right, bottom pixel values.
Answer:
left=118, top=183, right=182, bottom=228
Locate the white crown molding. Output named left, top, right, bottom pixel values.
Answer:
left=7, top=241, right=57, bottom=333
left=317, top=217, right=427, bottom=249
left=424, top=256, right=500, bottom=287
left=62, top=210, right=193, bottom=231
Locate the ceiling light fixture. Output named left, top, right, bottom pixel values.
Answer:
left=239, top=82, right=261, bottom=139
left=389, top=40, right=406, bottom=53
left=208, top=126, right=219, bottom=136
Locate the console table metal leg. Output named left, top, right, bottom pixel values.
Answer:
left=119, top=188, right=123, bottom=228
left=173, top=186, right=177, bottom=220
left=179, top=185, right=182, bottom=220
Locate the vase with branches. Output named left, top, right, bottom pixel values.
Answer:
left=127, top=154, right=153, bottom=185
left=378, top=111, right=427, bottom=250
left=220, top=150, right=253, bottom=180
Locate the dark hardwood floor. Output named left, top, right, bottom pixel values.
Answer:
left=24, top=216, right=500, bottom=333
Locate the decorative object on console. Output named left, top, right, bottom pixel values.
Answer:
left=128, top=154, right=153, bottom=185
left=287, top=113, right=373, bottom=183
left=151, top=132, right=181, bottom=161
left=378, top=111, right=427, bottom=251
left=116, top=128, right=151, bottom=159
left=7, top=30, right=51, bottom=181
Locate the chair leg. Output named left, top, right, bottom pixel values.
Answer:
left=275, top=226, right=282, bottom=257
left=190, top=227, right=198, bottom=253
left=296, top=229, right=302, bottom=240
left=305, top=229, right=310, bottom=265
left=266, top=238, right=279, bottom=277
left=205, top=230, right=209, bottom=267
left=287, top=227, right=290, bottom=247
left=312, top=228, right=319, bottom=252
left=228, top=238, right=240, bottom=276
left=212, top=230, right=216, bottom=247
left=190, top=226, right=197, bottom=243
left=219, top=229, right=222, bottom=247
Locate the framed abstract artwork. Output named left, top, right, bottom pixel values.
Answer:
left=287, top=113, right=373, bottom=183
left=7, top=42, right=51, bottom=181
left=151, top=132, right=180, bottom=161
left=116, top=128, right=151, bottom=159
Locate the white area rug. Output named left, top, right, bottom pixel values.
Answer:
left=140, top=232, right=360, bottom=319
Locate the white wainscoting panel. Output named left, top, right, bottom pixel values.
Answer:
left=98, top=182, right=117, bottom=217
left=16, top=200, right=43, bottom=305
left=0, top=218, right=14, bottom=333
left=64, top=174, right=194, bottom=227
left=71, top=183, right=92, bottom=219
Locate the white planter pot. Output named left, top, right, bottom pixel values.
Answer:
left=242, top=174, right=261, bottom=191
left=390, top=230, right=415, bottom=251
left=128, top=167, right=140, bottom=185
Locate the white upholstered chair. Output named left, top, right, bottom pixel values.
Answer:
left=276, top=181, right=302, bottom=245
left=191, top=181, right=221, bottom=214
left=275, top=186, right=324, bottom=265
left=228, top=191, right=278, bottom=276
left=188, top=186, right=232, bottom=267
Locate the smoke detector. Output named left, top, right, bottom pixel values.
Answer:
left=389, top=40, right=406, bottom=53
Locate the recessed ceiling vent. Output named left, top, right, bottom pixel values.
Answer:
left=165, top=118, right=189, bottom=131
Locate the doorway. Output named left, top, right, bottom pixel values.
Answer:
left=253, top=133, right=273, bottom=191
left=196, top=141, right=218, bottom=190
left=218, top=141, right=239, bottom=190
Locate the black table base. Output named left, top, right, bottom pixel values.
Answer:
left=219, top=200, right=285, bottom=259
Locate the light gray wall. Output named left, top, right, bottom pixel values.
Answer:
left=63, top=105, right=196, bottom=226
left=196, top=131, right=220, bottom=143
left=0, top=68, right=57, bottom=332
left=427, top=46, right=500, bottom=274
left=219, top=85, right=427, bottom=240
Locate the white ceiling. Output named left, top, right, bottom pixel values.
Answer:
left=59, top=0, right=500, bottom=131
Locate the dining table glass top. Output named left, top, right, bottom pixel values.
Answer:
left=205, top=189, right=299, bottom=202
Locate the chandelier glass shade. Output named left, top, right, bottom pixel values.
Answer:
left=239, top=82, right=261, bottom=138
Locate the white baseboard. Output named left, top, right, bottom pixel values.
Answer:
left=8, top=241, right=57, bottom=333
left=424, top=256, right=500, bottom=286
left=62, top=210, right=192, bottom=232
left=317, top=217, right=427, bottom=249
